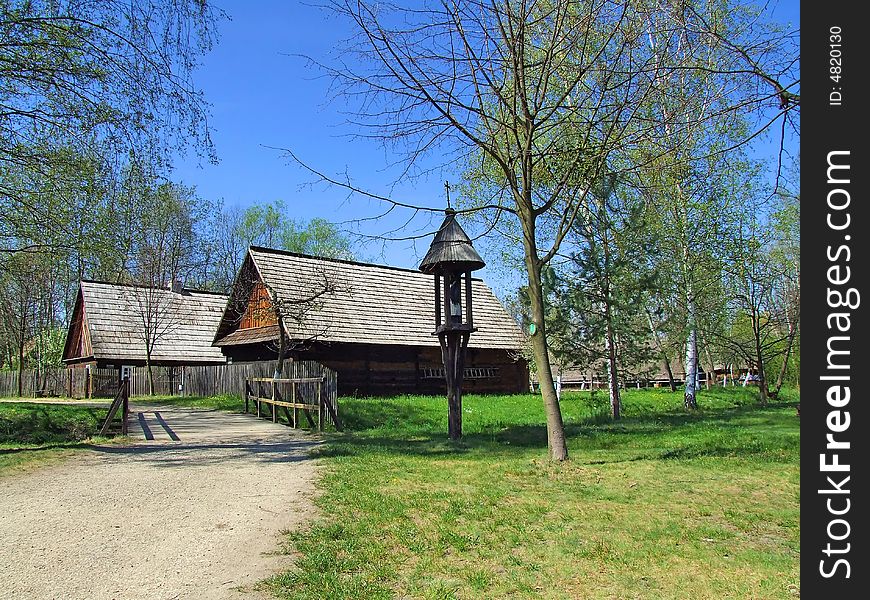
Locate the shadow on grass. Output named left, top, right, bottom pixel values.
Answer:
left=0, top=403, right=107, bottom=447
left=317, top=397, right=800, bottom=464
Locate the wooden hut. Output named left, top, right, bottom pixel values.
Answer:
left=62, top=280, right=229, bottom=381
left=213, top=247, right=529, bottom=396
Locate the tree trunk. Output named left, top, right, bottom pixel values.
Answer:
left=645, top=307, right=676, bottom=392
left=664, top=356, right=677, bottom=392
left=753, top=319, right=768, bottom=405
left=146, top=353, right=155, bottom=396
left=773, top=311, right=798, bottom=397
left=605, top=316, right=621, bottom=420
left=275, top=328, right=287, bottom=379
left=684, top=325, right=698, bottom=410
left=525, top=254, right=568, bottom=461
left=17, top=303, right=26, bottom=397
left=520, top=201, right=568, bottom=461
left=600, top=214, right=620, bottom=420
left=17, top=335, right=24, bottom=398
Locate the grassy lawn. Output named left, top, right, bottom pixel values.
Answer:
left=0, top=401, right=115, bottom=476
left=267, top=387, right=800, bottom=599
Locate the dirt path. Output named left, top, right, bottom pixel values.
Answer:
left=0, top=404, right=321, bottom=600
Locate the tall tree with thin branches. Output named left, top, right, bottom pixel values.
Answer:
left=289, top=0, right=798, bottom=459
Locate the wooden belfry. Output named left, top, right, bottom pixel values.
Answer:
left=419, top=208, right=485, bottom=440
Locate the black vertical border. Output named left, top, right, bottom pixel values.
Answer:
left=801, top=0, right=867, bottom=596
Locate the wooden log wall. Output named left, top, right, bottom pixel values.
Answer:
left=294, top=342, right=529, bottom=397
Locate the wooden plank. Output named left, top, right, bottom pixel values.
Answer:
left=323, top=395, right=343, bottom=431
left=302, top=408, right=316, bottom=428
left=99, top=382, right=127, bottom=435
left=248, top=396, right=319, bottom=410
left=248, top=377, right=324, bottom=384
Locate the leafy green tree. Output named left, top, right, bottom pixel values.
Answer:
left=768, top=177, right=800, bottom=394
left=548, top=184, right=658, bottom=419
left=302, top=0, right=797, bottom=459
left=0, top=0, right=222, bottom=263
left=204, top=200, right=355, bottom=292
left=716, top=190, right=797, bottom=404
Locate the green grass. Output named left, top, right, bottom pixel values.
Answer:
left=0, top=402, right=116, bottom=476
left=267, top=386, right=800, bottom=599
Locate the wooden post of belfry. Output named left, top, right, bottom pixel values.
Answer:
left=419, top=208, right=485, bottom=442
left=438, top=327, right=472, bottom=440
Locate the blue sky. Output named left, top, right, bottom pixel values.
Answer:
left=172, top=0, right=800, bottom=297
left=171, top=2, right=460, bottom=267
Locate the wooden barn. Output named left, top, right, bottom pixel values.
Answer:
left=213, top=247, right=528, bottom=396
left=62, top=280, right=229, bottom=379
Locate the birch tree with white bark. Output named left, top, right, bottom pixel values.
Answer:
left=286, top=0, right=798, bottom=455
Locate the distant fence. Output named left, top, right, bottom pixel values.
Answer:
left=179, top=361, right=337, bottom=400
left=0, top=361, right=337, bottom=402
left=0, top=367, right=116, bottom=399
left=542, top=370, right=729, bottom=392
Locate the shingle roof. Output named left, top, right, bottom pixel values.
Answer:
left=220, top=247, right=523, bottom=350
left=76, top=281, right=228, bottom=364
left=213, top=324, right=281, bottom=347
left=419, top=210, right=486, bottom=274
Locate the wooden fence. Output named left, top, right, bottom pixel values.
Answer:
left=0, top=367, right=116, bottom=398
left=0, top=361, right=338, bottom=403
left=99, top=378, right=130, bottom=435
left=245, top=375, right=341, bottom=430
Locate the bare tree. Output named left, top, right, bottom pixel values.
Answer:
left=286, top=0, right=798, bottom=459
left=121, top=182, right=204, bottom=394
left=122, top=280, right=187, bottom=395
left=224, top=255, right=343, bottom=377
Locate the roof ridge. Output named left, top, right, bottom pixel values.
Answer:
left=248, top=246, right=486, bottom=281
left=80, top=279, right=228, bottom=297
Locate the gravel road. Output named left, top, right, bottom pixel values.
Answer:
left=0, top=404, right=320, bottom=600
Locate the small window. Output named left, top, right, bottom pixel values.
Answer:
left=421, top=366, right=500, bottom=379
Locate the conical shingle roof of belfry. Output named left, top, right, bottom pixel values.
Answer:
left=418, top=209, right=486, bottom=274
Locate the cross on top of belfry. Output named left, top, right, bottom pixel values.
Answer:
left=444, top=180, right=451, bottom=208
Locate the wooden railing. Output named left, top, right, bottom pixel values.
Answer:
left=244, top=376, right=341, bottom=431
left=99, top=377, right=130, bottom=436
